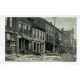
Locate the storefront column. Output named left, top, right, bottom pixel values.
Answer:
left=24, top=40, right=25, bottom=50
left=39, top=42, right=40, bottom=53
left=21, top=39, right=23, bottom=50
left=23, top=39, right=24, bottom=50
left=36, top=42, right=37, bottom=53
left=40, top=43, right=43, bottom=53
left=16, top=37, right=19, bottom=55
left=43, top=42, right=45, bottom=54
left=32, top=41, right=34, bottom=52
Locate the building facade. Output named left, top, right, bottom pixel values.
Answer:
left=6, top=17, right=46, bottom=55
left=5, top=17, right=74, bottom=55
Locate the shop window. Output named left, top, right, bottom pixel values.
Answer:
left=34, top=42, right=36, bottom=51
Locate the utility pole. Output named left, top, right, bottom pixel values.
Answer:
left=53, top=17, right=56, bottom=53
left=54, top=17, right=56, bottom=26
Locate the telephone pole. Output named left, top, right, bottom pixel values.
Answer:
left=53, top=17, right=56, bottom=53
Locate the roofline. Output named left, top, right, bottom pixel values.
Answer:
left=39, top=17, right=63, bottom=33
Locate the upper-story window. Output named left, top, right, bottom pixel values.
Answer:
left=24, top=24, right=27, bottom=30
left=39, top=30, right=41, bottom=39
left=28, top=25, right=31, bottom=31
left=36, top=29, right=37, bottom=38
left=7, top=33, right=10, bottom=40
left=43, top=32, right=45, bottom=40
left=41, top=31, right=43, bottom=40
left=32, top=28, right=36, bottom=38
left=50, top=27, right=53, bottom=32
left=32, top=28, right=34, bottom=37
left=42, top=32, right=43, bottom=40
left=59, top=33, right=62, bottom=41
left=18, top=23, right=22, bottom=29
left=40, top=31, right=42, bottom=39
left=35, top=29, right=37, bottom=38
left=5, top=18, right=7, bottom=27
left=10, top=17, right=13, bottom=28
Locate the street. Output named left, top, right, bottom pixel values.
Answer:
left=5, top=52, right=76, bottom=62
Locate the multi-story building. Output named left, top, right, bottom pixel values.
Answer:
left=5, top=17, right=17, bottom=54
left=5, top=17, right=73, bottom=55
left=5, top=17, right=46, bottom=55
left=63, top=29, right=76, bottom=54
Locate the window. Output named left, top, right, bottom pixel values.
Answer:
left=7, top=33, right=10, bottom=40
left=59, top=34, right=62, bottom=41
left=43, top=32, right=45, bottom=40
left=18, top=23, right=21, bottom=29
left=28, top=25, right=30, bottom=31
left=11, top=34, right=15, bottom=41
left=32, top=28, right=36, bottom=38
left=10, top=17, right=12, bottom=28
left=10, top=42, right=16, bottom=47
left=35, top=29, right=37, bottom=38
left=41, top=31, right=43, bottom=40
left=36, top=29, right=39, bottom=38
left=42, top=32, right=44, bottom=40
left=40, top=31, right=42, bottom=39
left=32, top=28, right=34, bottom=37
left=24, top=24, right=27, bottom=30
left=39, top=30, right=41, bottom=39
left=34, top=42, right=36, bottom=51
left=5, top=18, right=7, bottom=26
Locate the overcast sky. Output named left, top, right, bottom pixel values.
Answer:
left=43, top=17, right=76, bottom=31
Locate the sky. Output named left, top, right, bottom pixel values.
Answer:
left=43, top=17, right=76, bottom=31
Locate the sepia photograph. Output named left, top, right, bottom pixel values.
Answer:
left=5, top=17, right=76, bottom=62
